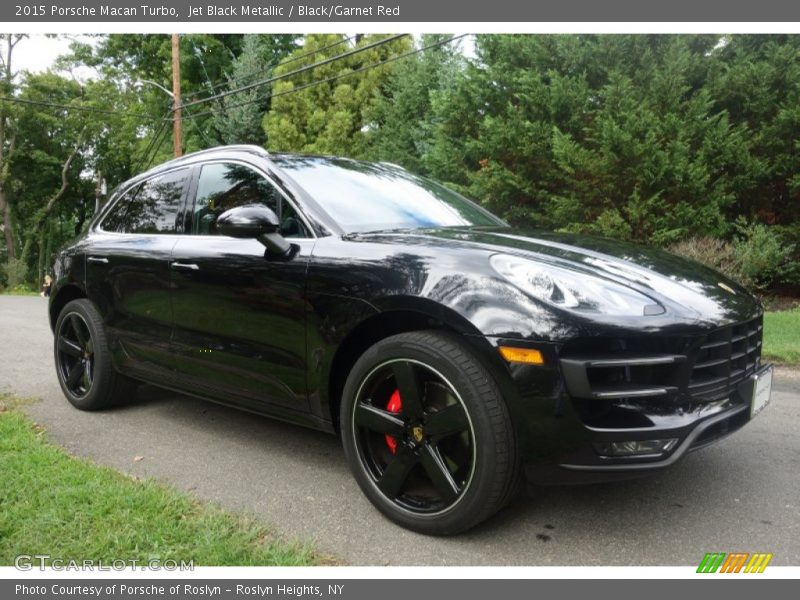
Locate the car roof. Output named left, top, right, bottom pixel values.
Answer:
left=127, top=145, right=270, bottom=183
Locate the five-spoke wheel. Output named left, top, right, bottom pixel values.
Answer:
left=56, top=312, right=95, bottom=399
left=352, top=358, right=475, bottom=515
left=54, top=299, right=137, bottom=410
left=342, top=330, right=518, bottom=535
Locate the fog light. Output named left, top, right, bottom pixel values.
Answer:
left=593, top=438, right=679, bottom=458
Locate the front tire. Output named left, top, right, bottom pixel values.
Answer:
left=54, top=299, right=137, bottom=410
left=341, top=330, right=518, bottom=535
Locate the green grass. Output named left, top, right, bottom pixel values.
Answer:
left=0, top=398, right=321, bottom=566
left=763, top=309, right=800, bottom=365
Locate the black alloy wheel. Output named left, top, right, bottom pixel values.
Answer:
left=54, top=299, right=137, bottom=410
left=56, top=312, right=95, bottom=399
left=341, top=330, right=519, bottom=535
left=352, top=358, right=476, bottom=515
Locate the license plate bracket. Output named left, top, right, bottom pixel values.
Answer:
left=750, top=365, right=773, bottom=419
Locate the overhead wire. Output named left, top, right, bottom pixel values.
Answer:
left=182, top=35, right=357, bottom=101
left=182, top=34, right=468, bottom=122
left=0, top=95, right=160, bottom=120
left=179, top=34, right=409, bottom=110
left=134, top=105, right=173, bottom=172
left=143, top=118, right=173, bottom=170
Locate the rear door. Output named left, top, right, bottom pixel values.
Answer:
left=169, top=161, right=314, bottom=413
left=85, top=167, right=191, bottom=381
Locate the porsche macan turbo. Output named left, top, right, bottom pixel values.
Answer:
left=49, top=145, right=772, bottom=534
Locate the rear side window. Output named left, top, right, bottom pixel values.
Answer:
left=192, top=162, right=308, bottom=238
left=100, top=184, right=140, bottom=232
left=123, top=168, right=190, bottom=234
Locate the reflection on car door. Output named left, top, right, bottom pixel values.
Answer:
left=85, top=167, right=191, bottom=381
left=169, top=161, right=313, bottom=414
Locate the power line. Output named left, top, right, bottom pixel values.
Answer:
left=0, top=95, right=160, bottom=120
left=144, top=118, right=172, bottom=170
left=179, top=34, right=409, bottom=111
left=183, top=104, right=215, bottom=148
left=184, top=35, right=467, bottom=122
left=134, top=119, right=167, bottom=173
left=183, top=35, right=357, bottom=101
left=134, top=106, right=173, bottom=173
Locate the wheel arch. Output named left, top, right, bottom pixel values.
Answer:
left=49, top=284, right=87, bottom=332
left=324, top=296, right=509, bottom=430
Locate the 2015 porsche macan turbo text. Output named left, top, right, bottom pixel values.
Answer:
left=49, top=145, right=773, bottom=534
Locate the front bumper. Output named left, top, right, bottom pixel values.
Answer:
left=524, top=399, right=754, bottom=485
left=491, top=315, right=768, bottom=485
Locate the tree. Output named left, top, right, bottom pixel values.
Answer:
left=366, top=34, right=465, bottom=174
left=9, top=71, right=87, bottom=281
left=264, top=34, right=412, bottom=157
left=212, top=34, right=299, bottom=145
left=0, top=34, right=25, bottom=262
left=710, top=35, right=800, bottom=227
left=424, top=35, right=752, bottom=245
left=65, top=34, right=247, bottom=155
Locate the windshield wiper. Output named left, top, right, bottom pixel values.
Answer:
left=342, top=227, right=419, bottom=239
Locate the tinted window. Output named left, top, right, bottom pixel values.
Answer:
left=123, top=168, right=189, bottom=234
left=192, top=162, right=308, bottom=238
left=100, top=184, right=140, bottom=232
left=271, top=156, right=506, bottom=234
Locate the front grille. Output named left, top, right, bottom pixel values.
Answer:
left=560, top=315, right=763, bottom=409
left=688, top=317, right=763, bottom=402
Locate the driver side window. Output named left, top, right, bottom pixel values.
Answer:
left=192, top=162, right=308, bottom=238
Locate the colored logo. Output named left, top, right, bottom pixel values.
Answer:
left=697, top=552, right=773, bottom=573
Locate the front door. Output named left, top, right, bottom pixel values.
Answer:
left=169, top=161, right=314, bottom=413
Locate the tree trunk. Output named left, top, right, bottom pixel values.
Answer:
left=44, top=219, right=54, bottom=277
left=37, top=228, right=45, bottom=287
left=19, top=142, right=80, bottom=270
left=0, top=187, right=14, bottom=260
left=0, top=35, right=23, bottom=260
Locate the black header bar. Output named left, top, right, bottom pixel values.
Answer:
left=5, top=0, right=800, bottom=23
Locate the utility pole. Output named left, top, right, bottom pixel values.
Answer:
left=171, top=33, right=183, bottom=157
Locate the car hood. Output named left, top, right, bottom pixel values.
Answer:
left=359, top=226, right=761, bottom=325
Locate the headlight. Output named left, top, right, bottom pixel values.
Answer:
left=490, top=254, right=665, bottom=316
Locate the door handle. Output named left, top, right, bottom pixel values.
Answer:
left=171, top=261, right=200, bottom=271
left=87, top=256, right=109, bottom=264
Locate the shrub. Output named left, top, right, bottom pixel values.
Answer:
left=668, top=223, right=795, bottom=291
left=732, top=221, right=796, bottom=290
left=668, top=236, right=743, bottom=283
left=1, top=258, right=28, bottom=290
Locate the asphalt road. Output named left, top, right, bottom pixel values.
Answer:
left=1, top=295, right=798, bottom=566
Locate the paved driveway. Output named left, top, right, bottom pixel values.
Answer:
left=1, top=295, right=798, bottom=565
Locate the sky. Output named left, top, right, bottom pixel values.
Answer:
left=7, top=33, right=475, bottom=78
left=10, top=35, right=84, bottom=74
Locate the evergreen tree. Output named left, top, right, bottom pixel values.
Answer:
left=264, top=34, right=412, bottom=157
left=366, top=34, right=465, bottom=174
left=425, top=35, right=751, bottom=245
left=213, top=34, right=299, bottom=145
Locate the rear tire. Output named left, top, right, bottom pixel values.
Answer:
left=341, top=330, right=519, bottom=535
left=54, top=299, right=137, bottom=410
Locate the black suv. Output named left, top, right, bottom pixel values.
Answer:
left=49, top=145, right=773, bottom=534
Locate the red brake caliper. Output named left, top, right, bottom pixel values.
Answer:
left=385, top=389, right=402, bottom=454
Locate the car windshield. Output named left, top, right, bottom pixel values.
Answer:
left=271, top=155, right=507, bottom=233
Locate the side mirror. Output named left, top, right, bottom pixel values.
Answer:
left=216, top=204, right=292, bottom=256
